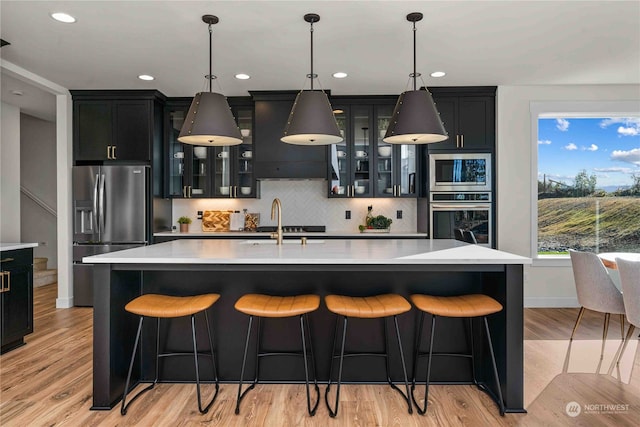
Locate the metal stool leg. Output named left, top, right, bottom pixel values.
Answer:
left=422, top=315, right=437, bottom=414
left=300, top=314, right=319, bottom=416
left=235, top=315, right=254, bottom=414
left=191, top=312, right=218, bottom=414
left=483, top=317, right=505, bottom=416
left=411, top=311, right=426, bottom=413
left=325, top=316, right=347, bottom=417
left=121, top=317, right=156, bottom=415
left=392, top=315, right=413, bottom=414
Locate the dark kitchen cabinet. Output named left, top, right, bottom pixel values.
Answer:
left=1, top=248, right=33, bottom=354
left=72, top=90, right=166, bottom=196
left=328, top=97, right=418, bottom=198
left=165, top=99, right=256, bottom=198
left=429, top=87, right=496, bottom=151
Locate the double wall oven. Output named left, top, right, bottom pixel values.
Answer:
left=429, top=153, right=493, bottom=247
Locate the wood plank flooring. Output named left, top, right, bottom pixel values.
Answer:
left=1, top=284, right=639, bottom=426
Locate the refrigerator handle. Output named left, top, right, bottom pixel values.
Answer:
left=98, top=174, right=106, bottom=234
left=93, top=174, right=100, bottom=232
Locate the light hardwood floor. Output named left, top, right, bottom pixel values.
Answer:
left=1, top=284, right=639, bottom=426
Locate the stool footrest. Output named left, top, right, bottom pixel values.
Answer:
left=158, top=352, right=216, bottom=359
left=330, top=351, right=389, bottom=359
left=258, top=351, right=307, bottom=358
left=415, top=351, right=473, bottom=359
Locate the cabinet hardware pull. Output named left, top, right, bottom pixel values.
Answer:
left=106, top=146, right=111, bottom=159
left=182, top=186, right=186, bottom=198
left=460, top=135, right=464, bottom=148
left=456, top=135, right=460, bottom=148
left=0, top=258, right=15, bottom=263
left=234, top=186, right=237, bottom=198
left=351, top=185, right=355, bottom=197
left=112, top=145, right=116, bottom=159
left=188, top=186, right=192, bottom=198
left=1, top=271, right=10, bottom=293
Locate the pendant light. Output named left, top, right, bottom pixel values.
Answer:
left=281, top=13, right=343, bottom=145
left=178, top=15, right=242, bottom=146
left=383, top=12, right=448, bottom=144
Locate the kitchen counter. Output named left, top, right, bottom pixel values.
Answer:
left=153, top=231, right=429, bottom=239
left=86, top=238, right=529, bottom=265
left=90, top=239, right=528, bottom=413
left=0, top=243, right=38, bottom=251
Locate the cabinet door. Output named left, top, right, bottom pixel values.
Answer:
left=374, top=105, right=394, bottom=197
left=352, top=106, right=373, bottom=197
left=430, top=96, right=457, bottom=149
left=114, top=101, right=151, bottom=161
left=74, top=101, right=112, bottom=161
left=396, top=144, right=418, bottom=197
left=234, top=107, right=256, bottom=198
left=328, top=107, right=350, bottom=197
left=166, top=104, right=190, bottom=197
left=1, top=267, right=33, bottom=350
left=213, top=147, right=233, bottom=198
left=457, top=97, right=493, bottom=149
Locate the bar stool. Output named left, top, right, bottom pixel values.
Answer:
left=410, top=293, right=505, bottom=416
left=121, top=293, right=220, bottom=415
left=324, top=294, right=413, bottom=417
left=234, top=294, right=320, bottom=416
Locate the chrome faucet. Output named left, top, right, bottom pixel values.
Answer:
left=271, top=198, right=283, bottom=245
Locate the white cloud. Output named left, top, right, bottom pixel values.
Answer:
left=593, top=167, right=635, bottom=174
left=611, top=148, right=640, bottom=166
left=618, top=126, right=639, bottom=136
left=556, top=118, right=570, bottom=132
left=538, top=139, right=552, bottom=145
left=564, top=143, right=578, bottom=150
left=599, top=117, right=640, bottom=137
left=583, top=144, right=598, bottom=151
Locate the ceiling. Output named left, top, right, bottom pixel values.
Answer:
left=1, top=1, right=639, bottom=121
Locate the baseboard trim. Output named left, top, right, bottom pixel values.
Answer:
left=524, top=297, right=579, bottom=308
left=56, top=296, right=74, bottom=309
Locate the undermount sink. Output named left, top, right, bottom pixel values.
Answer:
left=241, top=239, right=325, bottom=245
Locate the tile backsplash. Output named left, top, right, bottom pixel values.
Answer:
left=172, top=181, right=417, bottom=232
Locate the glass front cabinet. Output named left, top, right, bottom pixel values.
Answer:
left=165, top=100, right=256, bottom=199
left=328, top=101, right=417, bottom=198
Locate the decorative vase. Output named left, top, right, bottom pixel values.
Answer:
left=180, top=223, right=189, bottom=233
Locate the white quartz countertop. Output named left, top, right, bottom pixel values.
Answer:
left=154, top=231, right=428, bottom=238
left=84, top=239, right=531, bottom=265
left=0, top=243, right=38, bottom=251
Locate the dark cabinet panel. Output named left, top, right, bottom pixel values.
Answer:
left=429, top=87, right=496, bottom=151
left=1, top=248, right=33, bottom=354
left=114, top=101, right=151, bottom=161
left=75, top=101, right=113, bottom=161
left=252, top=91, right=327, bottom=179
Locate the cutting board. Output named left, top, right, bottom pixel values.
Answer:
left=202, top=210, right=233, bottom=232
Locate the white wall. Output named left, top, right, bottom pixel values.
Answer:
left=496, top=84, right=640, bottom=307
left=0, top=101, right=21, bottom=242
left=172, top=180, right=418, bottom=233
left=20, top=113, right=57, bottom=266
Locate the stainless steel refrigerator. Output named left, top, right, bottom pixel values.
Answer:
left=72, top=165, right=151, bottom=306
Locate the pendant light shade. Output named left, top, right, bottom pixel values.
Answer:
left=383, top=12, right=447, bottom=145
left=282, top=91, right=343, bottom=145
left=281, top=13, right=343, bottom=145
left=178, top=15, right=242, bottom=146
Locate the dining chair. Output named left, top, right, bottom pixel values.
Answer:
left=463, top=230, right=478, bottom=244
left=568, top=250, right=626, bottom=355
left=614, top=258, right=640, bottom=364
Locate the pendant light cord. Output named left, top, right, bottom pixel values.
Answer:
left=412, top=19, right=417, bottom=91
left=309, top=20, right=314, bottom=90
left=208, top=23, right=213, bottom=93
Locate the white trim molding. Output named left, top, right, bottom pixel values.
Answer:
left=524, top=296, right=579, bottom=308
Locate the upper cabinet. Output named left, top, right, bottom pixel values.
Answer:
left=72, top=90, right=165, bottom=162
left=165, top=98, right=256, bottom=199
left=428, top=87, right=496, bottom=151
left=328, top=97, right=418, bottom=198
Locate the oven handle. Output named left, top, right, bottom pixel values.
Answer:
left=431, top=203, right=491, bottom=210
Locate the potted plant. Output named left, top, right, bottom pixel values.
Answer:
left=177, top=216, right=192, bottom=233
left=359, top=208, right=392, bottom=233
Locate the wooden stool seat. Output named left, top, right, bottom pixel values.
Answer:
left=125, top=294, right=220, bottom=318
left=325, top=294, right=411, bottom=318
left=410, top=294, right=502, bottom=318
left=234, top=294, right=320, bottom=318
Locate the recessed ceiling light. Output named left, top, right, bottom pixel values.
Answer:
left=430, top=71, right=446, bottom=78
left=332, top=72, right=348, bottom=79
left=333, top=109, right=344, bottom=114
left=235, top=73, right=251, bottom=80
left=50, top=12, right=76, bottom=23
left=138, top=74, right=155, bottom=81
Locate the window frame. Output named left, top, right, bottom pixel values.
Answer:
left=529, top=100, right=640, bottom=266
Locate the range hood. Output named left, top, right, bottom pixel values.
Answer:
left=251, top=91, right=328, bottom=180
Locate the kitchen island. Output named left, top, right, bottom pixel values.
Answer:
left=85, top=239, right=530, bottom=412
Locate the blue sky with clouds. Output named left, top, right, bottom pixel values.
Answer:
left=538, top=117, right=640, bottom=189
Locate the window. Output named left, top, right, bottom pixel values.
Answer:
left=536, top=114, right=640, bottom=256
